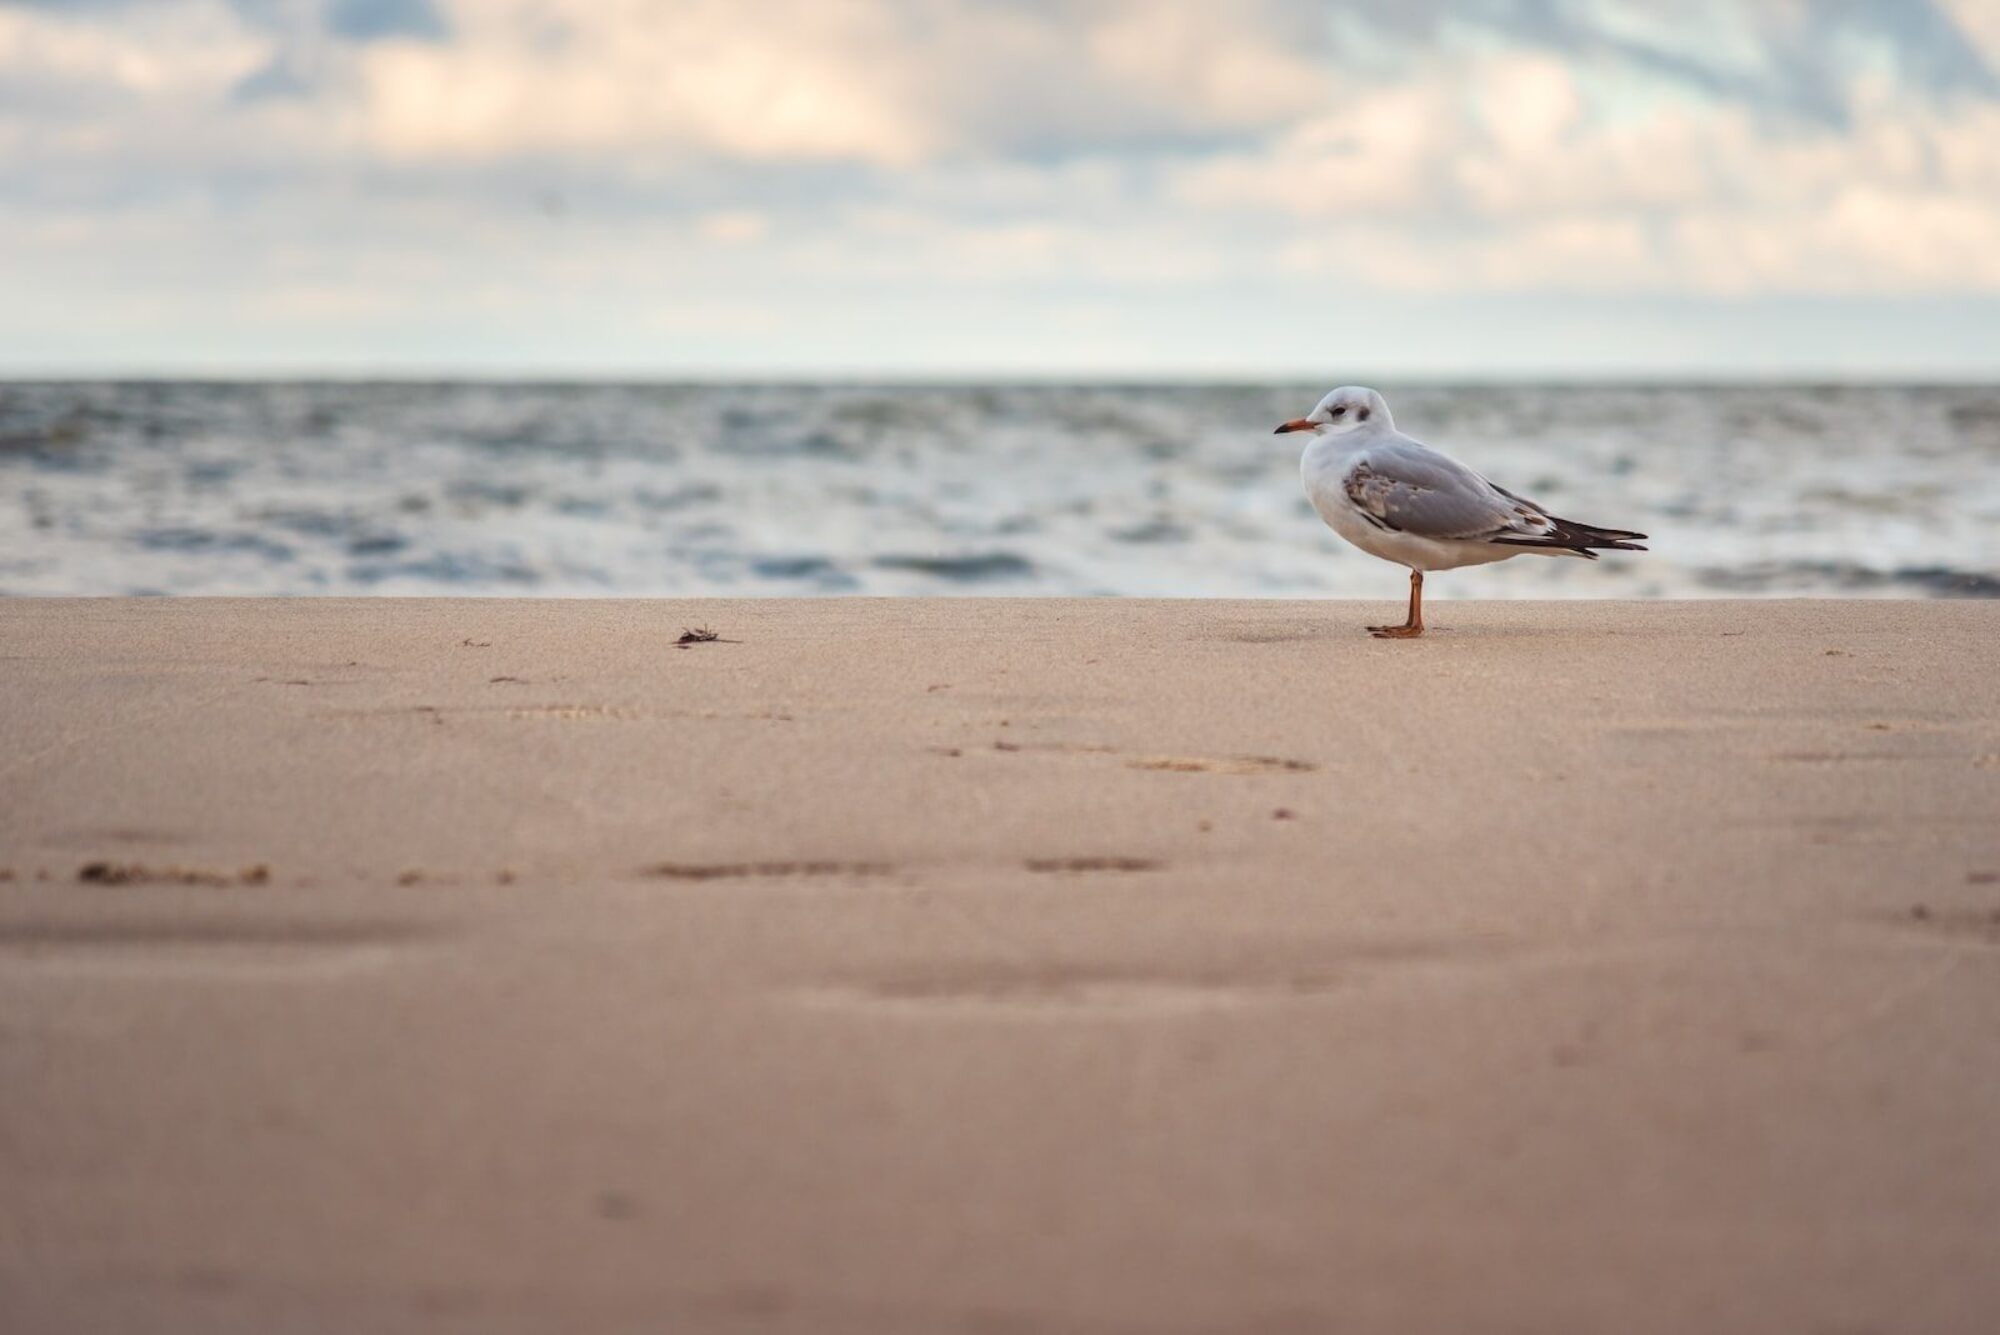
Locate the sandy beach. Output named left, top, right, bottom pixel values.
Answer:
left=3, top=596, right=1998, bottom=1333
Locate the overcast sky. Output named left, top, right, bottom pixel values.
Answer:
left=4, top=0, right=1999, bottom=378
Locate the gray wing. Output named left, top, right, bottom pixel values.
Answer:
left=1344, top=442, right=1548, bottom=542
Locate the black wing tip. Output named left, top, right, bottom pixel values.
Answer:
left=1491, top=532, right=1648, bottom=556
left=1537, top=516, right=1649, bottom=553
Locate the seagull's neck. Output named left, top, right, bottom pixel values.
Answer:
left=1300, top=430, right=1369, bottom=485
left=1305, top=426, right=1384, bottom=460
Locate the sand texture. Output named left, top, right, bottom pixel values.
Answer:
left=3, top=597, right=1999, bottom=1333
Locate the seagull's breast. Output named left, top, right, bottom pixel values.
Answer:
left=1301, top=444, right=1414, bottom=564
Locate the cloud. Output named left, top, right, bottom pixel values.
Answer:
left=1319, top=0, right=1999, bottom=127
left=334, top=0, right=1335, bottom=166
left=1, top=0, right=1998, bottom=372
left=1167, top=6, right=2000, bottom=295
left=350, top=0, right=936, bottom=164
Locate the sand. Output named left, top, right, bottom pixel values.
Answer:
left=2, top=596, right=1998, bottom=1333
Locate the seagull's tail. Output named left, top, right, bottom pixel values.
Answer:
left=1492, top=516, right=1649, bottom=560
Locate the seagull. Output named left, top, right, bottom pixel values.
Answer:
left=1276, top=387, right=1646, bottom=638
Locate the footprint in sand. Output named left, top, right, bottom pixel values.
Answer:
left=76, top=861, right=271, bottom=887
left=797, top=967, right=1346, bottom=1017
left=641, top=861, right=895, bottom=881
left=795, top=935, right=1508, bottom=1019
left=1898, top=903, right=2000, bottom=944
left=503, top=704, right=646, bottom=721
left=0, top=916, right=428, bottom=979
left=1023, top=856, right=1160, bottom=874
left=1125, top=755, right=1316, bottom=775
left=324, top=704, right=793, bottom=723
left=977, top=741, right=1317, bottom=775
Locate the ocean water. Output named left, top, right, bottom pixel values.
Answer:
left=2, top=381, right=1996, bottom=599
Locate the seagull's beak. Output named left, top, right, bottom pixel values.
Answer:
left=1273, top=419, right=1315, bottom=434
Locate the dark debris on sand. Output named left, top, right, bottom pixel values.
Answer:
left=675, top=626, right=741, bottom=648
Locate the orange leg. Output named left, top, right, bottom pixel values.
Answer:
left=1368, top=570, right=1424, bottom=638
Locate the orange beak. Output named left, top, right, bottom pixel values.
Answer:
left=1273, top=418, right=1316, bottom=434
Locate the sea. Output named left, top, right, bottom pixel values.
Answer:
left=2, top=381, right=1996, bottom=599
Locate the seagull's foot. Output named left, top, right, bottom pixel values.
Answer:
left=1367, top=624, right=1424, bottom=639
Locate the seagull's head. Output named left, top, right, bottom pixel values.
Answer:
left=1274, top=386, right=1391, bottom=438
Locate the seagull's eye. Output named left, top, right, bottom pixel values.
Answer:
left=1330, top=406, right=1346, bottom=418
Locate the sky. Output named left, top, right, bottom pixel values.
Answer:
left=3, top=0, right=1999, bottom=379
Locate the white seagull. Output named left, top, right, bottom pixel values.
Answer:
left=1277, top=387, right=1646, bottom=638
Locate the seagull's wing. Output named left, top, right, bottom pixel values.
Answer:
left=1343, top=443, right=1534, bottom=541
left=1345, top=440, right=1648, bottom=556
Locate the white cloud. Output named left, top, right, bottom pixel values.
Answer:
left=335, top=0, right=1339, bottom=166
left=0, top=2, right=260, bottom=96
left=350, top=0, right=934, bottom=164
left=1168, top=36, right=2000, bottom=295
left=1, top=0, right=1998, bottom=371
